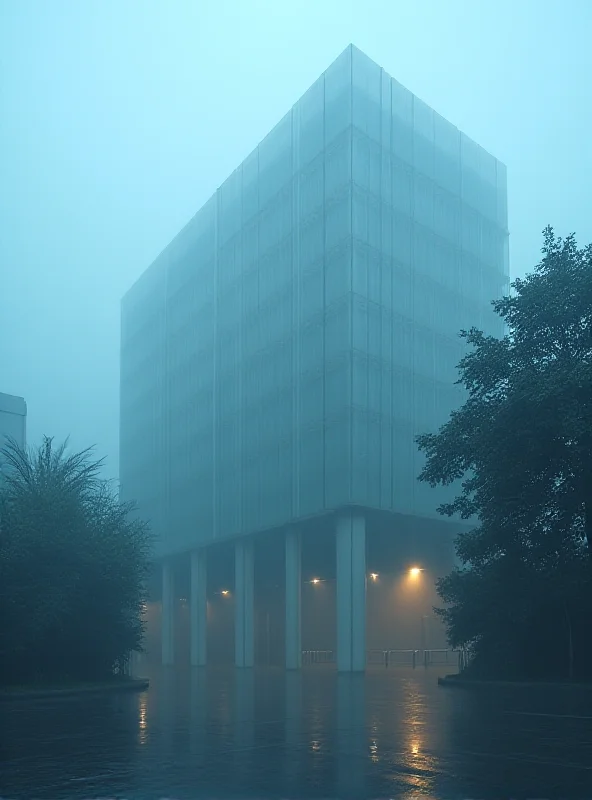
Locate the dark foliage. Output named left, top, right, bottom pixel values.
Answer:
left=418, top=227, right=592, bottom=681
left=0, top=437, right=152, bottom=686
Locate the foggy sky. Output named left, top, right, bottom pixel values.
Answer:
left=1, top=0, right=591, bottom=481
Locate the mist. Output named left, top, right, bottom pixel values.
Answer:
left=1, top=0, right=591, bottom=478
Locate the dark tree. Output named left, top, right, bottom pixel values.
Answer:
left=0, top=437, right=151, bottom=686
left=418, top=227, right=592, bottom=681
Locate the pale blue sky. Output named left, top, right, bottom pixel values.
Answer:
left=1, top=0, right=590, bottom=478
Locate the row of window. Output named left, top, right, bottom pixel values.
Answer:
left=136, top=411, right=457, bottom=541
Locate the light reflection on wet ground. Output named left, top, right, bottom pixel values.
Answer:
left=2, top=666, right=592, bottom=799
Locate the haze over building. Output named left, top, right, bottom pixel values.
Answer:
left=0, top=392, right=27, bottom=453
left=120, top=45, right=509, bottom=671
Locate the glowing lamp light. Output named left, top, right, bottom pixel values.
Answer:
left=409, top=567, right=422, bottom=579
left=310, top=578, right=321, bottom=585
left=370, top=573, right=379, bottom=581
left=221, top=589, right=230, bottom=596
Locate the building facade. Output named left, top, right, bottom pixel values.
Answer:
left=120, top=45, right=509, bottom=671
left=0, top=391, right=27, bottom=453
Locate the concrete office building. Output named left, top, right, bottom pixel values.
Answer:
left=0, top=392, right=27, bottom=453
left=120, top=45, right=509, bottom=671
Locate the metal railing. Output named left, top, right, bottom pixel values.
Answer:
left=385, top=649, right=420, bottom=668
left=301, top=648, right=464, bottom=669
left=302, top=649, right=336, bottom=665
left=423, top=648, right=459, bottom=667
left=302, top=649, right=420, bottom=667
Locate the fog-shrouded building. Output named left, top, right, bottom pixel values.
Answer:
left=120, top=44, right=509, bottom=671
left=0, top=392, right=27, bottom=452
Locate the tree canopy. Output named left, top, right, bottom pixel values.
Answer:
left=418, top=227, right=592, bottom=681
left=0, top=436, right=152, bottom=686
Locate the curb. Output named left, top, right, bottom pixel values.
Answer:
left=0, top=678, right=149, bottom=702
left=438, top=675, right=592, bottom=691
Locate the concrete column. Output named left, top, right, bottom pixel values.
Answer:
left=162, top=560, right=175, bottom=666
left=336, top=513, right=366, bottom=672
left=285, top=529, right=302, bottom=669
left=235, top=540, right=254, bottom=668
left=190, top=549, right=207, bottom=667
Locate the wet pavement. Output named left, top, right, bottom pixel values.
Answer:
left=2, top=665, right=592, bottom=799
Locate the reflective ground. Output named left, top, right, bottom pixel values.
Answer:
left=2, top=666, right=592, bottom=799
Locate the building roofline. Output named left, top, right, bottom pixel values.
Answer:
left=0, top=392, right=27, bottom=416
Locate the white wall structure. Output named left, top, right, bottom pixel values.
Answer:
left=122, top=44, right=509, bottom=672
left=336, top=513, right=366, bottom=672
left=162, top=561, right=175, bottom=666
left=190, top=549, right=207, bottom=667
left=285, top=529, right=302, bottom=669
left=235, top=540, right=255, bottom=668
left=0, top=392, right=26, bottom=454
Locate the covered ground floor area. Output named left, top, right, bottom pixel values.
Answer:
left=142, top=509, right=462, bottom=672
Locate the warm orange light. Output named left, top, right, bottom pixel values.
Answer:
left=221, top=589, right=230, bottom=596
left=311, top=578, right=321, bottom=585
left=370, top=573, right=379, bottom=581
left=409, top=567, right=422, bottom=579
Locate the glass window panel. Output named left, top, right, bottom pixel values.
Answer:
left=391, top=79, right=413, bottom=163
left=299, top=213, right=324, bottom=270
left=325, top=130, right=352, bottom=197
left=324, top=45, right=352, bottom=145
left=392, top=157, right=412, bottom=215
left=299, top=425, right=324, bottom=515
left=352, top=352, right=368, bottom=406
left=392, top=211, right=412, bottom=266
left=391, top=78, right=413, bottom=124
left=460, top=251, right=481, bottom=301
left=367, top=193, right=381, bottom=250
left=242, top=151, right=259, bottom=223
left=368, top=362, right=381, bottom=414
left=380, top=70, right=392, bottom=149
left=297, top=76, right=325, bottom=167
left=368, top=248, right=380, bottom=305
left=351, top=407, right=370, bottom=504
left=381, top=307, right=392, bottom=363
left=352, top=46, right=381, bottom=140
left=434, top=112, right=461, bottom=195
left=325, top=360, right=351, bottom=414
left=392, top=314, right=413, bottom=370
left=381, top=205, right=393, bottom=259
left=352, top=294, right=368, bottom=351
left=218, top=169, right=242, bottom=247
left=325, top=240, right=352, bottom=304
left=324, top=296, right=351, bottom=359
left=368, top=301, right=380, bottom=357
left=413, top=173, right=434, bottom=228
left=299, top=320, right=324, bottom=373
left=299, top=157, right=324, bottom=216
left=299, top=372, right=324, bottom=426
left=259, top=112, right=292, bottom=172
left=461, top=205, right=481, bottom=258
left=300, top=263, right=324, bottom=318
left=352, top=130, right=370, bottom=188
left=380, top=153, right=392, bottom=207
left=324, top=414, right=351, bottom=508
left=413, top=97, right=434, bottom=180
left=325, top=187, right=351, bottom=251
left=352, top=186, right=368, bottom=242
left=352, top=239, right=368, bottom=296
left=496, top=160, right=508, bottom=229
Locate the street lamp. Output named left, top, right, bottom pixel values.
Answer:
left=370, top=573, right=379, bottom=581
left=408, top=567, right=423, bottom=579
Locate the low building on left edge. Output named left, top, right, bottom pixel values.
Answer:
left=0, top=391, right=27, bottom=451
